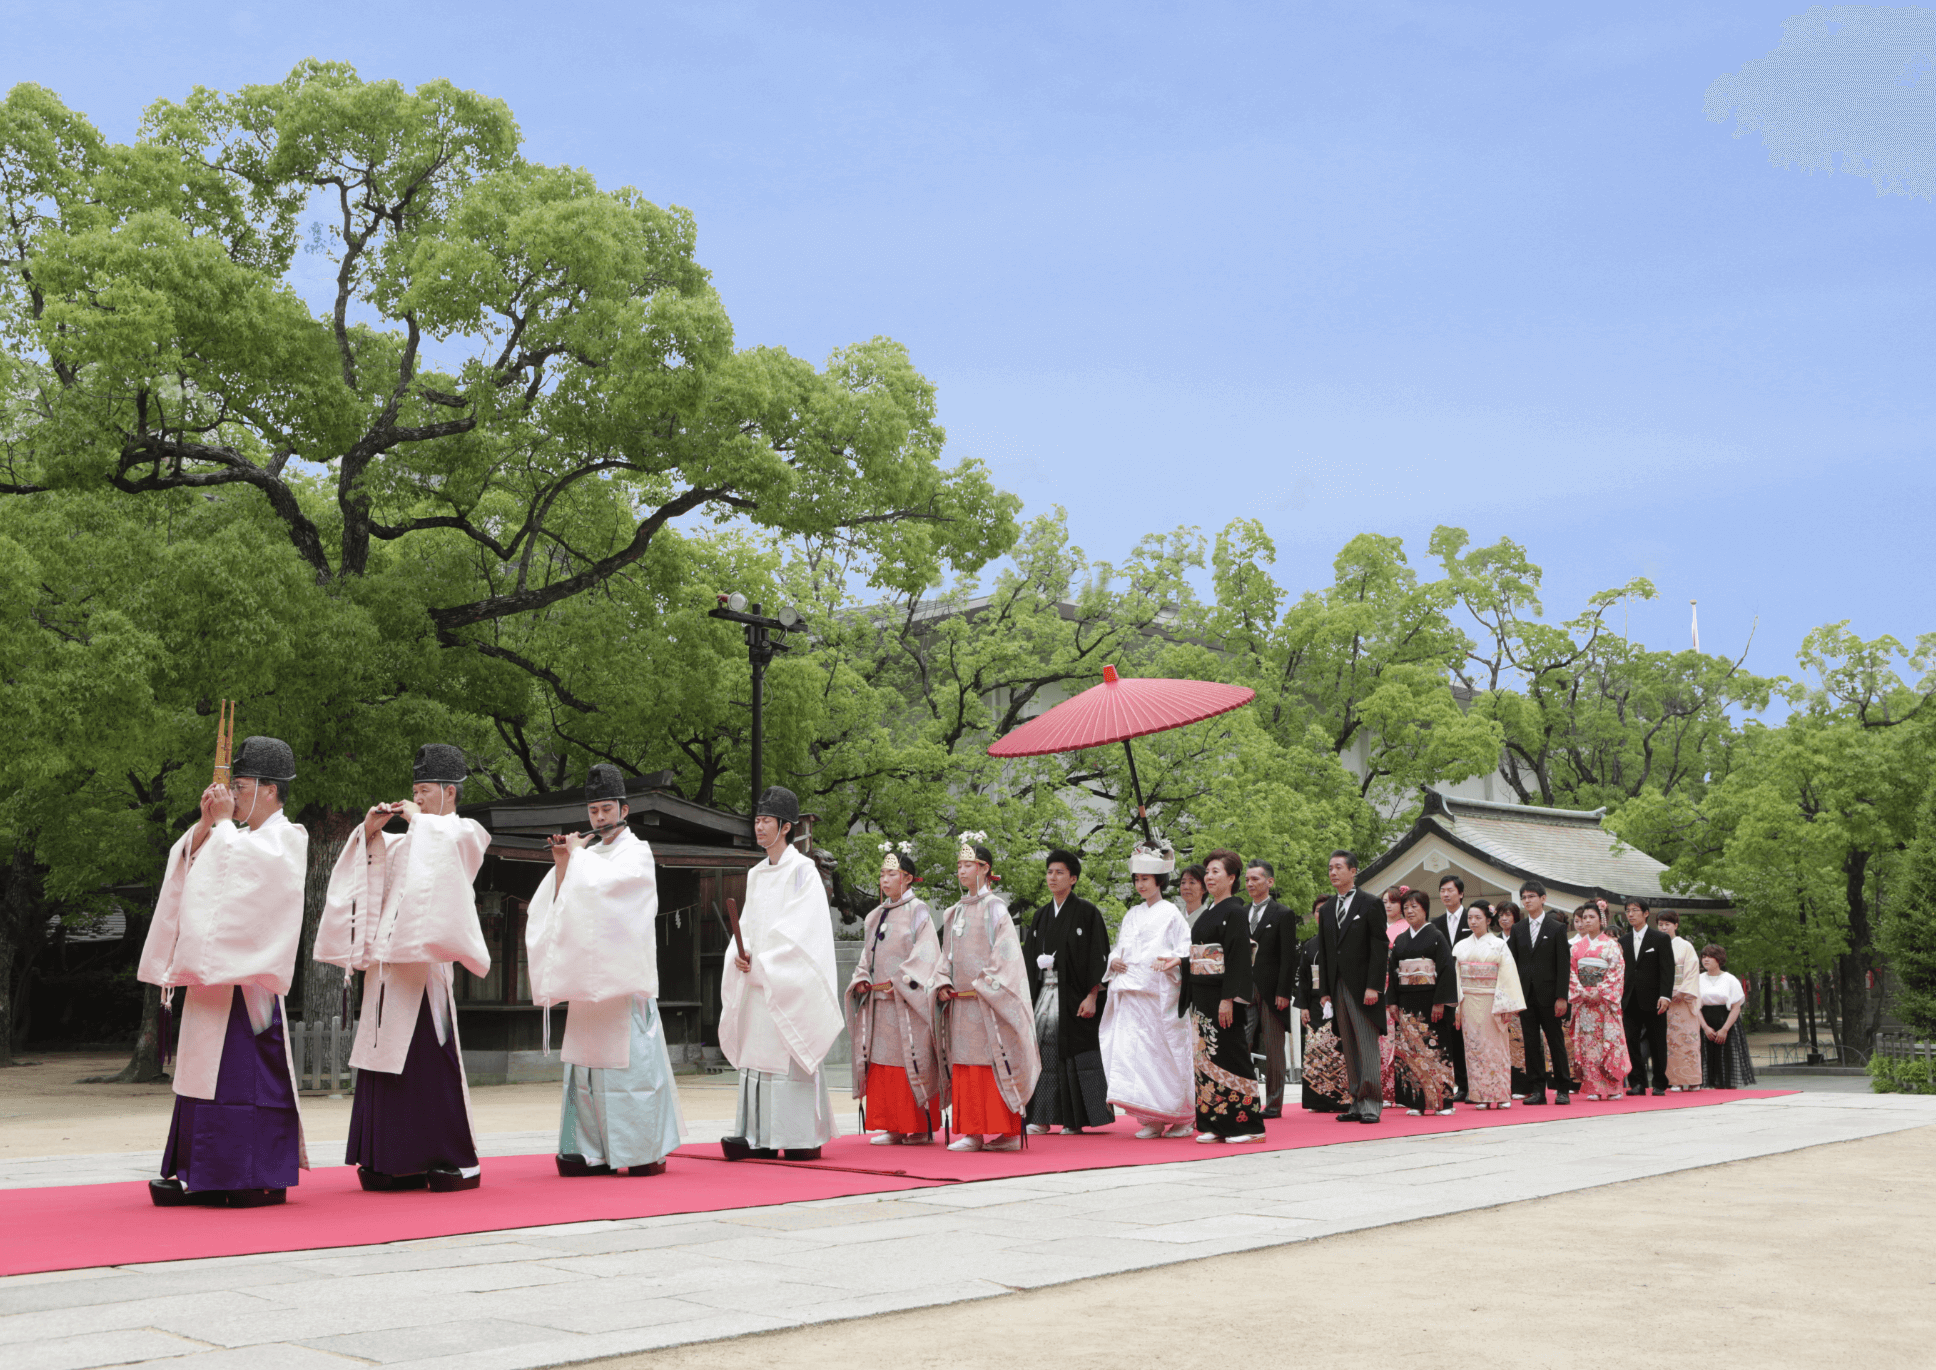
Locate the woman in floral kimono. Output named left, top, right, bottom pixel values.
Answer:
left=1567, top=905, right=1632, bottom=1100
left=1182, top=850, right=1265, bottom=1143
left=1453, top=903, right=1526, bottom=1108
left=1385, top=889, right=1457, bottom=1116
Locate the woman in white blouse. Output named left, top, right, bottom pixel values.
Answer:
left=1697, top=944, right=1757, bottom=1088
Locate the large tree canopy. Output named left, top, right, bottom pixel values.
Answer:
left=0, top=63, right=1014, bottom=689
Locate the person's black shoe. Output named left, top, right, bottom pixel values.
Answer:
left=1261, top=1109, right=1282, bottom=1119
left=1523, top=1092, right=1548, bottom=1106
left=719, top=1137, right=778, bottom=1161
left=357, top=1166, right=428, bottom=1192
left=1334, top=1111, right=1360, bottom=1123
left=223, top=1188, right=286, bottom=1208
left=1651, top=1087, right=1667, bottom=1096
left=1626, top=1087, right=1645, bottom=1096
left=148, top=1177, right=224, bottom=1208
left=1358, top=1114, right=1380, bottom=1124
left=1555, top=1092, right=1571, bottom=1105
left=624, top=1161, right=667, bottom=1177
left=780, top=1147, right=822, bottom=1161
left=427, top=1166, right=481, bottom=1192
left=555, top=1153, right=613, bottom=1178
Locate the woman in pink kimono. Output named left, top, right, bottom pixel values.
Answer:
left=847, top=844, right=943, bottom=1145
left=1567, top=905, right=1632, bottom=1100
left=1452, top=904, right=1525, bottom=1108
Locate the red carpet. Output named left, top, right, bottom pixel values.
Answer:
left=694, top=1087, right=1795, bottom=1183
left=0, top=1090, right=1788, bottom=1277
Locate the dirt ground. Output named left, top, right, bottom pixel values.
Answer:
left=607, top=1124, right=1936, bottom=1370
left=0, top=1053, right=745, bottom=1157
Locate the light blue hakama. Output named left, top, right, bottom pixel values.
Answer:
left=558, top=997, right=685, bottom=1169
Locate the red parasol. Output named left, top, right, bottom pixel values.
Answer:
left=987, top=665, right=1255, bottom=841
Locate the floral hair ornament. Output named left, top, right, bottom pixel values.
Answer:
left=1128, top=840, right=1175, bottom=876
left=877, top=839, right=920, bottom=879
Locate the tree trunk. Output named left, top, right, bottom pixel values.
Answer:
left=108, top=906, right=167, bottom=1083
left=294, top=808, right=359, bottom=1025
left=110, top=983, right=168, bottom=1083
left=0, top=838, right=42, bottom=1067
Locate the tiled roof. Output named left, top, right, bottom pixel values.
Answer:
left=1363, top=793, right=1731, bottom=909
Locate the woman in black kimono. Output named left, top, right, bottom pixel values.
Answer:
left=1181, top=850, right=1265, bottom=1142
left=1386, top=888, right=1458, bottom=1116
left=1295, top=923, right=1348, bottom=1114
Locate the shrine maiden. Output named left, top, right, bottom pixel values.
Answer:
left=936, top=837, right=1040, bottom=1152
left=848, top=843, right=944, bottom=1145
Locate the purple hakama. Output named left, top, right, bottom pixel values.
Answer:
left=160, top=988, right=301, bottom=1193
left=345, top=994, right=477, bottom=1175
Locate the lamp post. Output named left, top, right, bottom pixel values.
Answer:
left=708, top=593, right=802, bottom=828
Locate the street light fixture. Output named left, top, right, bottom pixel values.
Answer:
left=709, top=591, right=804, bottom=831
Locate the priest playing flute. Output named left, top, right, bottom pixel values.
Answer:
left=318, top=744, right=491, bottom=1192
left=525, top=764, right=685, bottom=1176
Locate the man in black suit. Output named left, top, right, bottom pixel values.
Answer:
left=1316, top=849, right=1388, bottom=1124
left=1243, top=859, right=1296, bottom=1118
left=1618, top=897, right=1673, bottom=1096
left=1428, top=874, right=1472, bottom=1100
left=1507, top=880, right=1571, bottom=1106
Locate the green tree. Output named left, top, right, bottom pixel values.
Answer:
left=1615, top=625, right=1936, bottom=1055
left=1879, top=782, right=1936, bottom=1039
left=0, top=65, right=1016, bottom=1059
left=1431, top=526, right=1774, bottom=825
left=1194, top=521, right=1501, bottom=832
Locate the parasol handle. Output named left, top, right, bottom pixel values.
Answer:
left=1121, top=739, right=1155, bottom=844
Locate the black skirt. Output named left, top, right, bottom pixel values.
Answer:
left=1699, top=1006, right=1758, bottom=1088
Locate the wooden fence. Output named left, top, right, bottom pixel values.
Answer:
left=291, top=1016, right=356, bottom=1093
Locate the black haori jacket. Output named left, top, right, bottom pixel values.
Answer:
left=1022, top=895, right=1112, bottom=1057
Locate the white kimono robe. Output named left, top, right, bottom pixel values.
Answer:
left=318, top=812, right=491, bottom=1076
left=719, top=844, right=842, bottom=1148
left=137, top=810, right=310, bottom=1166
left=1098, top=898, right=1194, bottom=1126
left=524, top=829, right=684, bottom=1166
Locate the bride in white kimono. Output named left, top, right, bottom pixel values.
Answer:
left=1099, top=843, right=1195, bottom=1138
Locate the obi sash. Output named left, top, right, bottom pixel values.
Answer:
left=1397, top=957, right=1437, bottom=986
left=1575, top=955, right=1609, bottom=988
left=1460, top=960, right=1499, bottom=991
left=1190, top=943, right=1224, bottom=976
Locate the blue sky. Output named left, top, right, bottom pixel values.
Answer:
left=4, top=2, right=1930, bottom=689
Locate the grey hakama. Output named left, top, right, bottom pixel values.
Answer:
left=558, top=997, right=686, bottom=1169
left=732, top=1056, right=836, bottom=1151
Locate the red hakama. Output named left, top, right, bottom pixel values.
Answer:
left=950, top=1063, right=1021, bottom=1135
left=864, top=1063, right=941, bottom=1134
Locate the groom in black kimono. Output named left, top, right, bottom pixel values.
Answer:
left=1023, top=849, right=1114, bottom=1133
left=1316, top=849, right=1387, bottom=1124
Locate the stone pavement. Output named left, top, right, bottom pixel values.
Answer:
left=3, top=1091, right=1932, bottom=1370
